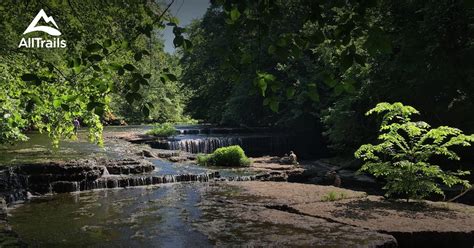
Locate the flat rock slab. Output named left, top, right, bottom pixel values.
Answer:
left=197, top=182, right=397, bottom=247
left=226, top=181, right=474, bottom=248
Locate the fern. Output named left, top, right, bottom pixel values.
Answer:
left=355, top=102, right=473, bottom=201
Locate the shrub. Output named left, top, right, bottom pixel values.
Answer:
left=197, top=145, right=251, bottom=167
left=146, top=123, right=178, bottom=137
left=355, top=102, right=473, bottom=201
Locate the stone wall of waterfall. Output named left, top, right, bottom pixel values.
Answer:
left=165, top=135, right=301, bottom=156
left=167, top=137, right=243, bottom=154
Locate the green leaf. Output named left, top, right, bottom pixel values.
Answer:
left=117, top=68, right=125, bottom=76
left=166, top=73, right=178, bottom=81
left=88, top=54, right=103, bottom=62
left=21, top=73, right=40, bottom=84
left=92, top=65, right=101, bottom=71
left=143, top=73, right=152, bottom=79
left=134, top=52, right=142, bottom=61
left=173, top=36, right=184, bottom=48
left=87, top=102, right=103, bottom=111
left=86, top=43, right=103, bottom=53
left=257, top=79, right=267, bottom=96
left=131, top=80, right=140, bottom=92
left=230, top=7, right=241, bottom=21
left=142, top=106, right=150, bottom=117
left=286, top=88, right=296, bottom=99
left=138, top=78, right=149, bottom=86
left=123, top=64, right=136, bottom=71
left=53, top=99, right=62, bottom=108
left=94, top=106, right=105, bottom=116
left=263, top=98, right=270, bottom=106
left=73, top=58, right=81, bottom=68
left=184, top=39, right=193, bottom=50
left=269, top=100, right=280, bottom=112
left=103, top=39, right=112, bottom=48
left=125, top=93, right=141, bottom=105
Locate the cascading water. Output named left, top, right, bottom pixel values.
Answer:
left=167, top=137, right=243, bottom=154
left=50, top=172, right=220, bottom=193
left=102, top=166, right=110, bottom=177
left=0, top=167, right=28, bottom=202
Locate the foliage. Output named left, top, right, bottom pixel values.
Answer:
left=108, top=41, right=192, bottom=124
left=183, top=0, right=474, bottom=160
left=355, top=102, right=473, bottom=201
left=197, top=145, right=251, bottom=167
left=146, top=123, right=178, bottom=137
left=322, top=0, right=474, bottom=154
left=208, top=0, right=386, bottom=116
left=0, top=0, right=191, bottom=146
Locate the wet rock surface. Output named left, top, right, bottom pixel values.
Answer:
left=0, top=158, right=154, bottom=201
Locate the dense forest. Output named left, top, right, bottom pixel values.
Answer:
left=1, top=0, right=473, bottom=158
left=182, top=0, right=474, bottom=157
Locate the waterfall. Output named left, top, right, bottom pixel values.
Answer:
left=102, top=166, right=110, bottom=177
left=48, top=172, right=220, bottom=193
left=167, top=137, right=243, bottom=154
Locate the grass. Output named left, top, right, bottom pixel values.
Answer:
left=321, top=191, right=349, bottom=202
left=146, top=123, right=178, bottom=137
left=197, top=145, right=251, bottom=167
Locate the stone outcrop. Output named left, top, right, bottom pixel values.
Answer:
left=248, top=156, right=305, bottom=182
left=196, top=182, right=397, bottom=247
left=0, top=158, right=154, bottom=202
left=222, top=181, right=474, bottom=248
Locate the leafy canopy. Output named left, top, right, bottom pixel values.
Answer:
left=0, top=0, right=191, bottom=146
left=355, top=102, right=473, bottom=201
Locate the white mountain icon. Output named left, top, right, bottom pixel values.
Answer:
left=23, top=9, right=61, bottom=36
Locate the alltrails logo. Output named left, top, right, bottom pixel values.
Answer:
left=18, top=9, right=67, bottom=48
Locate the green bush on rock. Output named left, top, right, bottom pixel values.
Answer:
left=355, top=102, right=473, bottom=202
left=197, top=145, right=251, bottom=167
left=146, top=123, right=178, bottom=137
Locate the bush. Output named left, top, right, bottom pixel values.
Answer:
left=197, top=145, right=251, bottom=167
left=355, top=102, right=473, bottom=201
left=146, top=123, right=178, bottom=137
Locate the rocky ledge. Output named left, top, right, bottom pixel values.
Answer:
left=0, top=158, right=154, bottom=202
left=207, top=181, right=474, bottom=248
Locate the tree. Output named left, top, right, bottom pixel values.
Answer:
left=0, top=0, right=191, bottom=146
left=355, top=102, right=473, bottom=201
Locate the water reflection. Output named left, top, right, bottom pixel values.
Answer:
left=9, top=183, right=212, bottom=247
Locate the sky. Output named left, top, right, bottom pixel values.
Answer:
left=161, top=0, right=210, bottom=53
